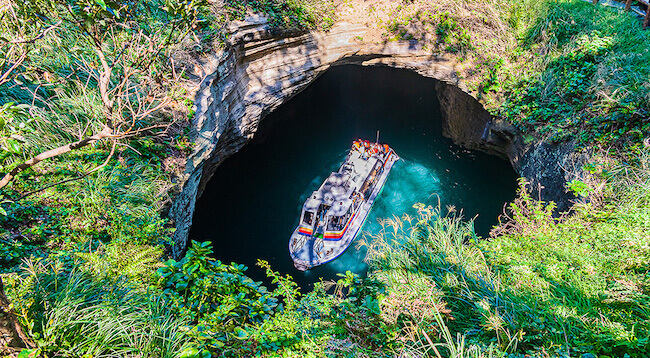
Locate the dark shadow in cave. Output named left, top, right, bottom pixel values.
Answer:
left=189, top=65, right=518, bottom=289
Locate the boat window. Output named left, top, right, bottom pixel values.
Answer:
left=328, top=215, right=344, bottom=231
left=302, top=211, right=314, bottom=225
left=328, top=206, right=354, bottom=231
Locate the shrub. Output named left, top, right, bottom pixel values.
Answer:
left=157, top=240, right=278, bottom=354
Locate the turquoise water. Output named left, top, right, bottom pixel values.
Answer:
left=190, top=65, right=518, bottom=288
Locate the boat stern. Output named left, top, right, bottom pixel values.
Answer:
left=289, top=228, right=314, bottom=271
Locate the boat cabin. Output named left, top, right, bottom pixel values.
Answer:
left=299, top=172, right=358, bottom=232
left=298, top=141, right=389, bottom=237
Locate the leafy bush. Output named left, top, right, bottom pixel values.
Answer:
left=157, top=240, right=278, bottom=354
left=0, top=237, right=42, bottom=271
left=155, top=240, right=393, bottom=356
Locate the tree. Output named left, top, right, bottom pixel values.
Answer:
left=0, top=0, right=206, bottom=192
left=0, top=0, right=206, bottom=352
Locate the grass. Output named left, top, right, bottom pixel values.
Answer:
left=362, top=205, right=522, bottom=355
left=362, top=150, right=650, bottom=357
left=379, top=0, right=650, bottom=149
left=484, top=151, right=650, bottom=354
left=498, top=0, right=650, bottom=148
left=8, top=259, right=193, bottom=357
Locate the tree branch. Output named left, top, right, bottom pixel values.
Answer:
left=0, top=276, right=35, bottom=352
left=95, top=47, right=115, bottom=123
left=16, top=139, right=118, bottom=201
left=0, top=126, right=114, bottom=190
left=0, top=20, right=62, bottom=86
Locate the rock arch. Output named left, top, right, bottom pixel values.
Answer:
left=168, top=16, right=519, bottom=258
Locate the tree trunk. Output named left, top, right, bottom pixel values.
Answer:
left=625, top=0, right=633, bottom=11
left=0, top=277, right=33, bottom=356
left=645, top=5, right=650, bottom=29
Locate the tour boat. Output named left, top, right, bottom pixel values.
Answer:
left=289, top=139, right=399, bottom=271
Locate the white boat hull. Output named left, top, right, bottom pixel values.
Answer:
left=289, top=144, right=399, bottom=271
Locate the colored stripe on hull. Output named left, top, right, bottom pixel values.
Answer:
left=323, top=210, right=358, bottom=240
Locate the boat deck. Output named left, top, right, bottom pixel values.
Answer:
left=289, top=141, right=399, bottom=270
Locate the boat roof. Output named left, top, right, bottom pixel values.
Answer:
left=304, top=173, right=350, bottom=211
left=302, top=148, right=385, bottom=216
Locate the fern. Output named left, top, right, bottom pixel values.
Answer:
left=76, top=241, right=163, bottom=284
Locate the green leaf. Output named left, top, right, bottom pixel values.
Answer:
left=234, top=326, right=249, bottom=340
left=95, top=0, right=107, bottom=10
left=186, top=263, right=199, bottom=276
left=7, top=139, right=21, bottom=154
left=156, top=266, right=172, bottom=278
left=17, top=349, right=40, bottom=358
left=177, top=347, right=200, bottom=358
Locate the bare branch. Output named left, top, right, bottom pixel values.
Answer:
left=16, top=139, right=118, bottom=201
left=7, top=20, right=62, bottom=44
left=95, top=46, right=114, bottom=112
left=0, top=125, right=114, bottom=190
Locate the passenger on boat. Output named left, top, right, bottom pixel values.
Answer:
left=353, top=140, right=362, bottom=152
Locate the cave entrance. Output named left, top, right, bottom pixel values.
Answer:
left=189, top=65, right=517, bottom=288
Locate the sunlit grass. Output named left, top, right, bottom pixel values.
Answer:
left=361, top=149, right=650, bottom=356
left=10, top=259, right=193, bottom=357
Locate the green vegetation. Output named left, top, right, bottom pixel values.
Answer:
left=499, top=1, right=650, bottom=149
left=5, top=239, right=393, bottom=357
left=8, top=261, right=192, bottom=357
left=364, top=152, right=650, bottom=356
left=227, top=0, right=337, bottom=30
left=381, top=0, right=650, bottom=149
left=383, top=8, right=473, bottom=54
left=2, top=0, right=650, bottom=357
left=0, top=0, right=337, bottom=274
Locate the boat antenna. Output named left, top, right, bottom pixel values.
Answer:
left=376, top=130, right=380, bottom=144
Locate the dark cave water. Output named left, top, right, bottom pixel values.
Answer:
left=190, top=65, right=518, bottom=289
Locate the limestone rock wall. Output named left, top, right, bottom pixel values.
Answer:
left=168, top=16, right=521, bottom=258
